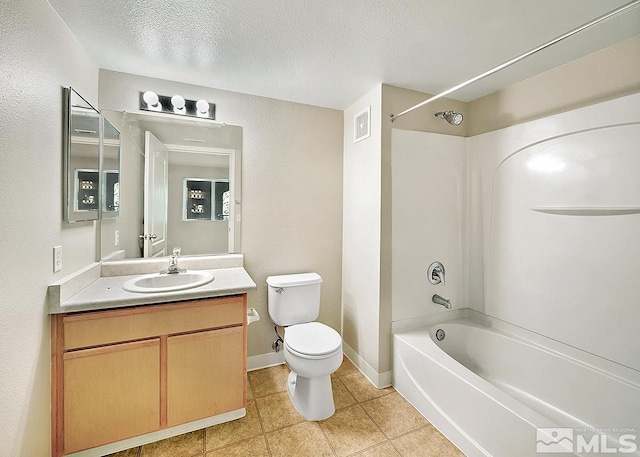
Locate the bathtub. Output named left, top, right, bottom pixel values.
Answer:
left=392, top=311, right=640, bottom=457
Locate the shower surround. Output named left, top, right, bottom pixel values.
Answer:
left=391, top=92, right=640, bottom=456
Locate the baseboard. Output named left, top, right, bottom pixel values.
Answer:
left=343, top=342, right=392, bottom=388
left=247, top=351, right=285, bottom=371
left=246, top=347, right=393, bottom=389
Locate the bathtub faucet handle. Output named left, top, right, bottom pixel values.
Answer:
left=428, top=262, right=445, bottom=285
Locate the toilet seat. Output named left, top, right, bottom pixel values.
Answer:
left=284, top=322, right=342, bottom=358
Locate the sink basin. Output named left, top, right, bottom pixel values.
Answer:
left=122, top=270, right=214, bottom=293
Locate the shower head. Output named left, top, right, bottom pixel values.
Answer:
left=435, top=111, right=464, bottom=126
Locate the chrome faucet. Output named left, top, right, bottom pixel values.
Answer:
left=432, top=294, right=452, bottom=309
left=163, top=247, right=185, bottom=274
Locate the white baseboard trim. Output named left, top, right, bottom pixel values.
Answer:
left=343, top=342, right=392, bottom=388
left=247, top=351, right=285, bottom=371
left=246, top=348, right=393, bottom=389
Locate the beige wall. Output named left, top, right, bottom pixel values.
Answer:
left=342, top=86, right=383, bottom=380
left=382, top=85, right=468, bottom=137
left=98, top=70, right=344, bottom=359
left=342, top=84, right=467, bottom=385
left=467, top=35, right=640, bottom=136
left=0, top=1, right=99, bottom=456
left=380, top=85, right=467, bottom=376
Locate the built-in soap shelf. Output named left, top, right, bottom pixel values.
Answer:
left=247, top=308, right=260, bottom=325
left=531, top=207, right=640, bottom=216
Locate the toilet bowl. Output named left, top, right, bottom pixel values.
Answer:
left=266, top=273, right=343, bottom=421
left=283, top=322, right=343, bottom=421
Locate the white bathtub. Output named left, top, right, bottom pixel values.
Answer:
left=393, top=311, right=640, bottom=457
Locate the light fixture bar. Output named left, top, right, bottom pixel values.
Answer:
left=139, top=92, right=216, bottom=120
left=389, top=0, right=640, bottom=123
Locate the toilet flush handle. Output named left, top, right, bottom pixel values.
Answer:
left=275, top=287, right=284, bottom=294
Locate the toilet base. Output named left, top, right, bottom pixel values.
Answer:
left=286, top=371, right=335, bottom=421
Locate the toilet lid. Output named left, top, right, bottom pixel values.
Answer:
left=285, top=322, right=342, bottom=356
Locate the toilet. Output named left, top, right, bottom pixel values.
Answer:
left=266, top=273, right=343, bottom=421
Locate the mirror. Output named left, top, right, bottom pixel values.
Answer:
left=63, top=87, right=100, bottom=222
left=100, top=110, right=242, bottom=261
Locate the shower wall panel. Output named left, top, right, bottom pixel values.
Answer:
left=471, top=93, right=640, bottom=371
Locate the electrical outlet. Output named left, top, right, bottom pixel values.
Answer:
left=53, top=246, right=62, bottom=272
left=115, top=230, right=120, bottom=247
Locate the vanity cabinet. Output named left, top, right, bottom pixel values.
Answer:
left=51, top=295, right=247, bottom=457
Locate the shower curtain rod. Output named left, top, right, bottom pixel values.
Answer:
left=389, top=0, right=640, bottom=123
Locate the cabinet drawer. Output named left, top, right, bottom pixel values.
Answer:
left=64, top=295, right=244, bottom=350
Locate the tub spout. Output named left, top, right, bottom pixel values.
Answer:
left=432, top=294, right=452, bottom=309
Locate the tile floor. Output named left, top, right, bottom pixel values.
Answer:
left=106, top=357, right=464, bottom=457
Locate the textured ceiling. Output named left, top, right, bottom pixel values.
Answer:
left=49, top=0, right=640, bottom=109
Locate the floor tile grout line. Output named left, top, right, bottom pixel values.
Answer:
left=248, top=378, right=274, bottom=456
left=332, top=376, right=357, bottom=412
left=359, top=396, right=393, bottom=441
left=388, top=437, right=405, bottom=457
left=316, top=418, right=340, bottom=457
left=388, top=424, right=437, bottom=457
left=201, top=424, right=206, bottom=456
left=344, top=439, right=393, bottom=457
left=358, top=391, right=439, bottom=453
left=263, top=426, right=274, bottom=457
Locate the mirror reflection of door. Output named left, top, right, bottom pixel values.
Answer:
left=144, top=131, right=169, bottom=257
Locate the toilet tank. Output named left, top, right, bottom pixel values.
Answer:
left=266, top=273, right=322, bottom=326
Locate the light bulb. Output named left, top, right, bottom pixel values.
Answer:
left=196, top=99, right=209, bottom=116
left=171, top=94, right=185, bottom=111
left=143, top=91, right=160, bottom=108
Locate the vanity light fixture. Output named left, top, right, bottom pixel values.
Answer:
left=139, top=91, right=216, bottom=120
left=142, top=91, right=161, bottom=111
left=171, top=94, right=186, bottom=113
left=196, top=99, right=210, bottom=117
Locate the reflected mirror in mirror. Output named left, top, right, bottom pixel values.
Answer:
left=100, top=110, right=241, bottom=261
left=101, top=117, right=121, bottom=219
left=64, top=87, right=100, bottom=222
left=183, top=178, right=229, bottom=222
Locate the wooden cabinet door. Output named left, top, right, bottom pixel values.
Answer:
left=166, top=327, right=244, bottom=427
left=63, top=339, right=160, bottom=454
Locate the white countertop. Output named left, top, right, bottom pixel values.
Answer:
left=49, top=267, right=256, bottom=314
